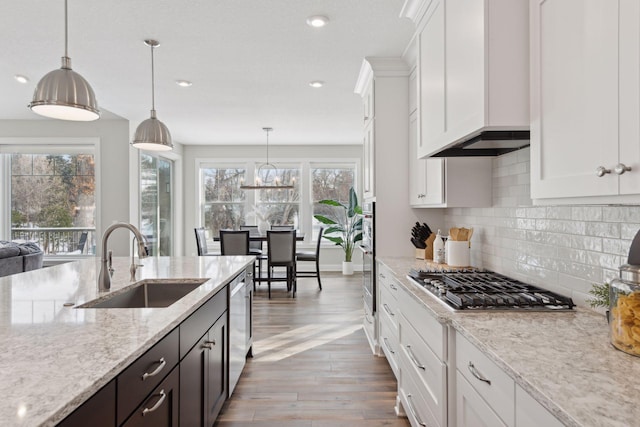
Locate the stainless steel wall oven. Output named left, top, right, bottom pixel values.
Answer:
left=360, top=201, right=375, bottom=314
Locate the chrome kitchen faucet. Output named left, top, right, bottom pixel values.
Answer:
left=98, top=222, right=148, bottom=291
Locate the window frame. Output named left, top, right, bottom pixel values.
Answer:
left=196, top=157, right=359, bottom=248
left=0, top=137, right=101, bottom=261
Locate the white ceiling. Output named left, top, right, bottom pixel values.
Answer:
left=0, top=0, right=414, bottom=146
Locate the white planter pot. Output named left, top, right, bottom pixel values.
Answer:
left=342, top=261, right=354, bottom=275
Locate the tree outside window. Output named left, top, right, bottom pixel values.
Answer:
left=202, top=166, right=246, bottom=237
left=256, top=165, right=300, bottom=226
left=10, top=153, right=96, bottom=255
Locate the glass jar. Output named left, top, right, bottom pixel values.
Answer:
left=610, top=264, right=640, bottom=357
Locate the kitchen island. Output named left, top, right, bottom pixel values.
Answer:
left=0, top=255, right=254, bottom=427
left=379, top=256, right=640, bottom=427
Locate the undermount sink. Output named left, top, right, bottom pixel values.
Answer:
left=77, top=278, right=208, bottom=309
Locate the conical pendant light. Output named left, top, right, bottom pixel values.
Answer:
left=29, top=0, right=100, bottom=121
left=131, top=39, right=173, bottom=151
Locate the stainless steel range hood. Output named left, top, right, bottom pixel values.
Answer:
left=428, top=130, right=530, bottom=157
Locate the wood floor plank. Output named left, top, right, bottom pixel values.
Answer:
left=214, top=273, right=410, bottom=426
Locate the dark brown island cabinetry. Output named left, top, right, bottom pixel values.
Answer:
left=57, top=266, right=252, bottom=427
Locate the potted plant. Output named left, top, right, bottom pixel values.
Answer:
left=313, top=187, right=363, bottom=275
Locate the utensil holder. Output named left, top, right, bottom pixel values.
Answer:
left=447, top=241, right=470, bottom=267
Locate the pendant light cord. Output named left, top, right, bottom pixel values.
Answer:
left=265, top=128, right=270, bottom=163
left=64, top=0, right=68, bottom=58
left=150, top=44, right=156, bottom=111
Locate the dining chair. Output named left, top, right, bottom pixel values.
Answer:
left=266, top=230, right=297, bottom=298
left=296, top=227, right=323, bottom=290
left=220, top=230, right=250, bottom=256
left=194, top=227, right=216, bottom=256
left=240, top=225, right=266, bottom=282
left=270, top=225, right=294, bottom=231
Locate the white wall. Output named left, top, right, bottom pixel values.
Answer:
left=443, top=147, right=639, bottom=309
left=182, top=144, right=364, bottom=270
left=0, top=118, right=132, bottom=256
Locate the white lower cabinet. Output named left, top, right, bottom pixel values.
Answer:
left=456, top=373, right=507, bottom=427
left=515, top=384, right=564, bottom=427
left=397, top=285, right=447, bottom=427
left=378, top=262, right=401, bottom=376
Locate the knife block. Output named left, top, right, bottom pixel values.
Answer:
left=415, top=234, right=436, bottom=260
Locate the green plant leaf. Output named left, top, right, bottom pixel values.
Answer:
left=347, top=187, right=358, bottom=217
left=323, top=236, right=345, bottom=245
left=318, top=199, right=346, bottom=208
left=314, top=215, right=338, bottom=225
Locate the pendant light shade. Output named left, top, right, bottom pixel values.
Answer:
left=29, top=0, right=100, bottom=121
left=132, top=39, right=173, bottom=151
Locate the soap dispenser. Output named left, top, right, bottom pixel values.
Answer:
left=433, top=229, right=445, bottom=264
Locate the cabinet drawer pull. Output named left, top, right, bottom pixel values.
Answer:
left=390, top=283, right=398, bottom=291
left=406, top=345, right=425, bottom=370
left=383, top=303, right=395, bottom=317
left=596, top=166, right=611, bottom=177
left=615, top=163, right=632, bottom=175
left=142, top=389, right=166, bottom=416
left=202, top=339, right=216, bottom=350
left=468, top=362, right=491, bottom=385
left=364, top=312, right=374, bottom=324
left=383, top=337, right=395, bottom=354
left=141, top=357, right=166, bottom=381
left=406, top=393, right=427, bottom=426
left=380, top=272, right=386, bottom=279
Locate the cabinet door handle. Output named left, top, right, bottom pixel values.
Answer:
left=468, top=362, right=491, bottom=385
left=142, top=389, right=166, bottom=416
left=405, top=345, right=425, bottom=370
left=406, top=393, right=427, bottom=426
left=390, top=283, right=398, bottom=291
left=202, top=339, right=216, bottom=350
left=380, top=273, right=386, bottom=279
left=383, top=303, right=395, bottom=317
left=141, top=357, right=166, bottom=381
left=383, top=337, right=395, bottom=354
left=615, top=163, right=632, bottom=175
left=596, top=166, right=611, bottom=177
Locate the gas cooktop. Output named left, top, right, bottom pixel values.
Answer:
left=407, top=268, right=574, bottom=311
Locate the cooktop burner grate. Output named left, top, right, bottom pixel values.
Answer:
left=407, top=269, right=574, bottom=311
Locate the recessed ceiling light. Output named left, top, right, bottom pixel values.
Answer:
left=306, top=15, right=329, bottom=28
left=309, top=81, right=324, bottom=88
left=176, top=80, right=192, bottom=87
left=14, top=75, right=29, bottom=84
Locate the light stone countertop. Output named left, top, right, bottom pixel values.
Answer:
left=0, top=255, right=254, bottom=427
left=379, top=256, right=640, bottom=427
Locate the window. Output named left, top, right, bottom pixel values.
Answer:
left=140, top=154, right=173, bottom=256
left=197, top=159, right=357, bottom=243
left=311, top=164, right=356, bottom=237
left=255, top=165, right=300, bottom=226
left=201, top=165, right=246, bottom=237
left=8, top=150, right=96, bottom=256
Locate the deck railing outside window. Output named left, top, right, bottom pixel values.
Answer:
left=11, top=227, right=96, bottom=255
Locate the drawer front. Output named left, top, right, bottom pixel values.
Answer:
left=117, top=328, right=180, bottom=426
left=399, top=316, right=447, bottom=427
left=379, top=313, right=399, bottom=377
left=180, top=286, right=228, bottom=358
left=122, top=365, right=180, bottom=427
left=397, top=285, right=445, bottom=359
left=456, top=333, right=514, bottom=427
left=379, top=284, right=399, bottom=334
left=399, top=356, right=441, bottom=427
left=456, top=372, right=507, bottom=427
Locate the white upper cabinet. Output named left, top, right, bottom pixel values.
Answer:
left=403, top=0, right=529, bottom=158
left=405, top=24, right=493, bottom=208
left=531, top=0, right=640, bottom=201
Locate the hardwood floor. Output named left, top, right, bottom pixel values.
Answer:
left=214, top=273, right=410, bottom=427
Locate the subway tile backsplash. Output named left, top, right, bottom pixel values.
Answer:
left=442, top=147, right=638, bottom=310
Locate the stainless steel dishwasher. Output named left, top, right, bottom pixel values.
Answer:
left=229, top=268, right=252, bottom=395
